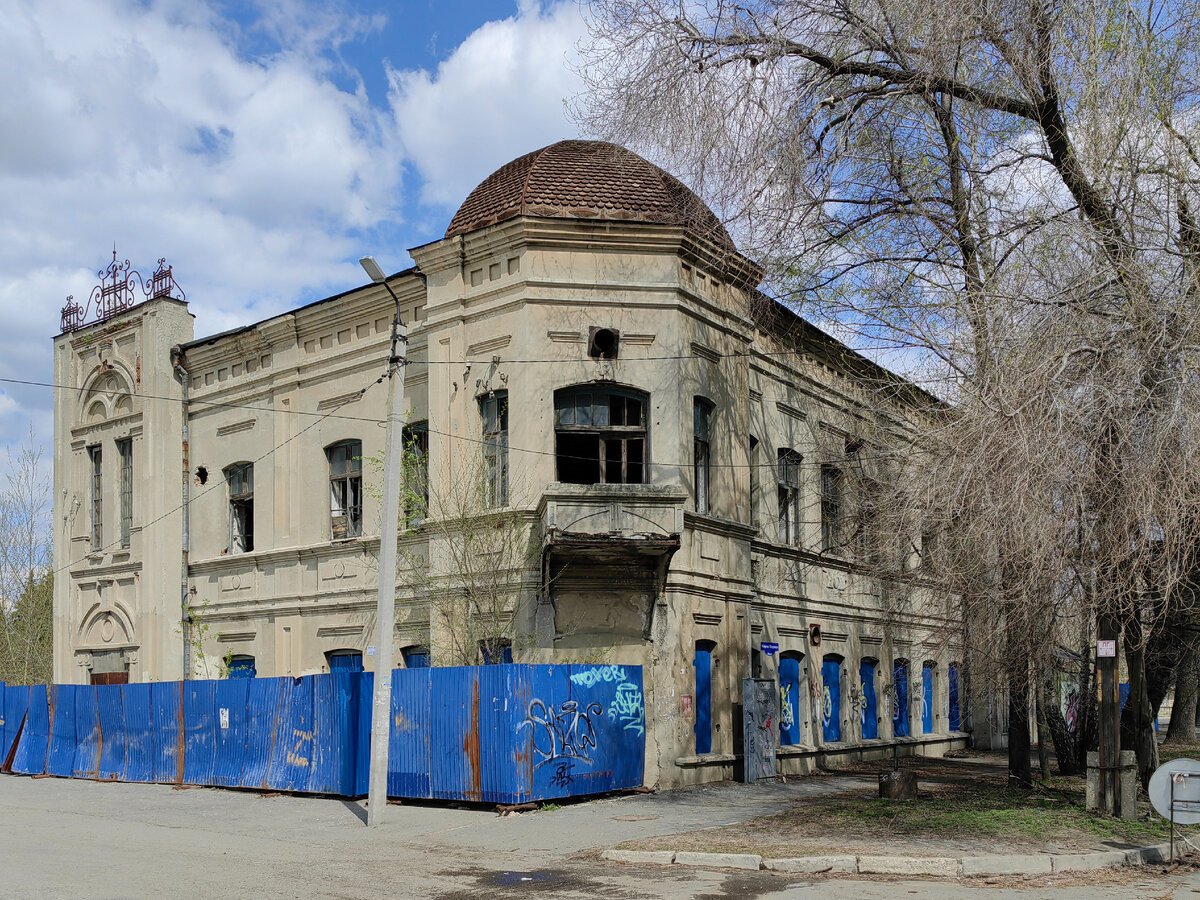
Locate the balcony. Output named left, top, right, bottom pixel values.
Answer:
left=539, top=482, right=685, bottom=560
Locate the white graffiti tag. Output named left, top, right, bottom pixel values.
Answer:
left=569, top=665, right=628, bottom=688
left=607, top=682, right=645, bottom=737
left=520, top=699, right=604, bottom=767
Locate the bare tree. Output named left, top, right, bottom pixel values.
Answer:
left=0, top=429, right=53, bottom=685
left=578, top=0, right=1200, bottom=789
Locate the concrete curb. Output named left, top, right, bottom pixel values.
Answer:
left=604, top=841, right=1179, bottom=878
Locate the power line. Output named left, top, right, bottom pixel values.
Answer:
left=52, top=372, right=388, bottom=579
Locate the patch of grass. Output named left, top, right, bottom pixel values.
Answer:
left=1158, top=744, right=1200, bottom=764
left=540, top=802, right=561, bottom=812
left=807, top=786, right=1177, bottom=844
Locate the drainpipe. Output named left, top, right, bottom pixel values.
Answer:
left=170, top=345, right=191, bottom=680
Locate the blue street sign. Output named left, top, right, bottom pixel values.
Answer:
left=760, top=642, right=779, bottom=656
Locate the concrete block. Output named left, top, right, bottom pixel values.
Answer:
left=602, top=849, right=676, bottom=865
left=1125, top=842, right=1171, bottom=865
left=961, top=855, right=1053, bottom=877
left=763, top=856, right=857, bottom=874
left=857, top=856, right=960, bottom=877
left=1050, top=850, right=1128, bottom=872
left=673, top=851, right=762, bottom=870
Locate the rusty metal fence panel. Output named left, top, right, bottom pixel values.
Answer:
left=96, top=684, right=126, bottom=780
left=46, top=685, right=77, bottom=777
left=72, top=686, right=101, bottom=779
left=2, top=665, right=645, bottom=802
left=12, top=684, right=48, bottom=775
left=122, top=683, right=155, bottom=782
left=2, top=683, right=29, bottom=767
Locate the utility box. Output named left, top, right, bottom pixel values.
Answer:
left=742, top=677, right=778, bottom=783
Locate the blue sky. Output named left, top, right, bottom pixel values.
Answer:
left=0, top=0, right=588, bottom=471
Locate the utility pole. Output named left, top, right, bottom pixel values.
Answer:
left=1097, top=616, right=1121, bottom=816
left=360, top=256, right=406, bottom=827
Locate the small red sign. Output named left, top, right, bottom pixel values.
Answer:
left=682, top=695, right=693, bottom=718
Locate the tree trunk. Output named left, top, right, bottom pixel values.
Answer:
left=1035, top=683, right=1052, bottom=781
left=1168, top=643, right=1200, bottom=743
left=1121, top=615, right=1159, bottom=791
left=1008, top=659, right=1033, bottom=788
left=1042, top=679, right=1080, bottom=776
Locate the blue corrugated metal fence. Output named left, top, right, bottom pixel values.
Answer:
left=0, top=664, right=644, bottom=803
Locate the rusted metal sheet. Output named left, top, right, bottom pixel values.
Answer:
left=240, top=676, right=286, bottom=789
left=95, top=683, right=127, bottom=780
left=151, top=681, right=182, bottom=784
left=182, top=680, right=217, bottom=785
left=121, top=683, right=155, bottom=782
left=72, top=686, right=101, bottom=779
left=388, top=667, right=430, bottom=799
left=307, top=674, right=339, bottom=794
left=1, top=683, right=29, bottom=767
left=46, top=685, right=77, bottom=777
left=12, top=684, right=49, bottom=775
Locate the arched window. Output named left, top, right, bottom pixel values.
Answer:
left=860, top=658, right=879, bottom=739
left=948, top=662, right=961, bottom=731
left=225, top=462, right=254, bottom=553
left=326, top=648, right=363, bottom=673
left=694, top=640, right=717, bottom=754
left=821, top=654, right=844, bottom=742
left=922, top=661, right=937, bottom=735
left=227, top=655, right=256, bottom=679
left=779, top=651, right=804, bottom=746
left=402, top=645, right=430, bottom=669
left=554, top=386, right=647, bottom=484
left=693, top=397, right=713, bottom=512
left=893, top=658, right=910, bottom=737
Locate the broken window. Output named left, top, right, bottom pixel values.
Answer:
left=749, top=436, right=759, bottom=525
left=88, top=444, right=102, bottom=548
left=117, top=438, right=132, bottom=548
left=226, top=462, right=254, bottom=553
left=821, top=464, right=843, bottom=552
left=327, top=440, right=363, bottom=538
left=554, top=386, right=647, bottom=484
left=481, top=393, right=508, bottom=506
left=693, top=398, right=713, bottom=513
left=402, top=421, right=428, bottom=523
left=778, top=449, right=802, bottom=545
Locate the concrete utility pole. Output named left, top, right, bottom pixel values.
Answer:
left=360, top=256, right=406, bottom=827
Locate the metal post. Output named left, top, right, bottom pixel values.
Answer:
left=1097, top=617, right=1121, bottom=816
left=1171, top=775, right=1176, bottom=862
left=363, top=260, right=407, bottom=827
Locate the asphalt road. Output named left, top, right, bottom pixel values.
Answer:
left=3, top=774, right=1200, bottom=899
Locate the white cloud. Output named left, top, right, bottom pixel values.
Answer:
left=386, top=0, right=586, bottom=209
left=0, top=0, right=404, bottom=450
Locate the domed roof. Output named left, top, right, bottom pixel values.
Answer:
left=445, top=140, right=735, bottom=251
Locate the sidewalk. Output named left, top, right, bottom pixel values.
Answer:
left=595, top=754, right=1192, bottom=880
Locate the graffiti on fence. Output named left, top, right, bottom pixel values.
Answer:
left=569, top=665, right=627, bottom=688
left=549, top=760, right=574, bottom=788
left=607, top=682, right=645, bottom=737
left=521, top=698, right=604, bottom=766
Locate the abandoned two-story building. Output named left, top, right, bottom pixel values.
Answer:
left=52, top=140, right=966, bottom=787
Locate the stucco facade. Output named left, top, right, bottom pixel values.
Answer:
left=53, top=141, right=965, bottom=787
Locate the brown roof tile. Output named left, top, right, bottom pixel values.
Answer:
left=444, top=140, right=734, bottom=250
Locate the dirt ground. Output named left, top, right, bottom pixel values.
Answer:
left=619, top=754, right=1189, bottom=860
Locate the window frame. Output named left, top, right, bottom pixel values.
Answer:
left=821, top=464, right=843, bottom=552
left=554, top=385, right=648, bottom=485
left=481, top=392, right=509, bottom=507
left=402, top=421, right=429, bottom=523
left=693, top=397, right=713, bottom=513
left=326, top=440, right=364, bottom=539
left=225, top=462, right=254, bottom=553
left=87, top=444, right=102, bottom=549
left=777, top=449, right=802, bottom=545
left=116, top=437, right=133, bottom=549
